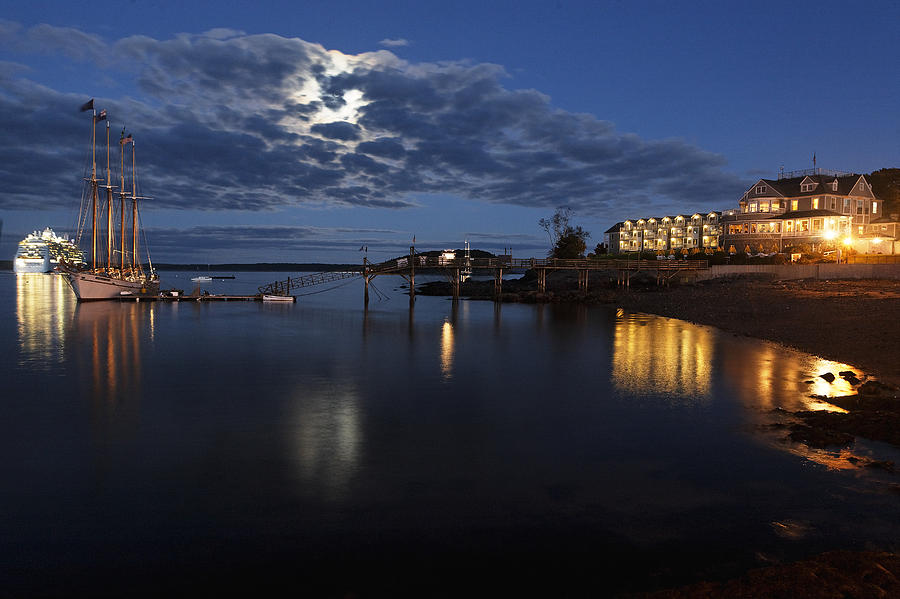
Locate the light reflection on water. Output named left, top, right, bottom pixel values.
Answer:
left=289, top=380, right=363, bottom=502
left=612, top=311, right=714, bottom=400
left=612, top=308, right=862, bottom=412
left=15, top=273, right=75, bottom=370
left=5, top=272, right=900, bottom=596
left=440, top=319, right=454, bottom=380
left=610, top=306, right=878, bottom=474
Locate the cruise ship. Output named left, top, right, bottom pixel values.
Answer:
left=14, top=227, right=86, bottom=274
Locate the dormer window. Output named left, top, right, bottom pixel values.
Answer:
left=801, top=183, right=816, bottom=192
left=831, top=180, right=838, bottom=191
left=755, top=185, right=767, bottom=194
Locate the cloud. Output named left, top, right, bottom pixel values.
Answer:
left=143, top=224, right=415, bottom=262
left=0, top=22, right=746, bottom=219
left=378, top=38, right=410, bottom=48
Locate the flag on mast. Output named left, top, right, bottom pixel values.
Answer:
left=79, top=99, right=94, bottom=112
left=813, top=152, right=816, bottom=168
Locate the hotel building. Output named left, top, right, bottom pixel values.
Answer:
left=606, top=169, right=892, bottom=255
left=721, top=169, right=880, bottom=253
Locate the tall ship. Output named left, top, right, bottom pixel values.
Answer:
left=60, top=99, right=159, bottom=301
left=14, top=227, right=85, bottom=273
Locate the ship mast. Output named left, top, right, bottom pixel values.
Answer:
left=131, top=139, right=138, bottom=274
left=91, top=110, right=98, bottom=271
left=105, top=120, right=112, bottom=273
left=119, top=131, right=126, bottom=273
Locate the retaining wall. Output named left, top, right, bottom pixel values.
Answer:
left=697, top=263, right=900, bottom=281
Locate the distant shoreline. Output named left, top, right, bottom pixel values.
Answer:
left=1, top=261, right=361, bottom=272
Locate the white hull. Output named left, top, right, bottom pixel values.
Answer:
left=65, top=271, right=160, bottom=301
left=262, top=294, right=295, bottom=303
left=14, top=257, right=51, bottom=273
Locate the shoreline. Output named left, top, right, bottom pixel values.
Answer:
left=421, top=274, right=900, bottom=386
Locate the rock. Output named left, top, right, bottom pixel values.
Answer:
left=864, top=460, right=896, bottom=473
left=858, top=380, right=899, bottom=399
left=819, top=372, right=836, bottom=383
left=788, top=423, right=854, bottom=448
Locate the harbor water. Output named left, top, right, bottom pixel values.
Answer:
left=3, top=271, right=900, bottom=597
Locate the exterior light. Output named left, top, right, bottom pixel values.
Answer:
left=823, top=230, right=836, bottom=240
left=842, top=237, right=852, bottom=246
left=873, top=238, right=882, bottom=244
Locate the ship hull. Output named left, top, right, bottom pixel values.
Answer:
left=65, top=271, right=160, bottom=301
left=14, top=257, right=51, bottom=273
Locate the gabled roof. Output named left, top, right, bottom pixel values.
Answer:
left=604, top=222, right=624, bottom=234
left=754, top=174, right=869, bottom=198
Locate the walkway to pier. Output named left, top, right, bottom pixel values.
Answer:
left=258, top=247, right=709, bottom=301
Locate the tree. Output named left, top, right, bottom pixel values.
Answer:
left=868, top=168, right=900, bottom=216
left=539, top=208, right=590, bottom=259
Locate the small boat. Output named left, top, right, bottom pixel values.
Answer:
left=191, top=276, right=213, bottom=282
left=262, top=294, right=296, bottom=303
left=60, top=99, right=159, bottom=300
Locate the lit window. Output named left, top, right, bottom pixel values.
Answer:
left=791, top=200, right=798, bottom=211
left=873, top=201, right=878, bottom=214
left=812, top=198, right=819, bottom=209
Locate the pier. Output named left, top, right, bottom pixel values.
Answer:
left=258, top=247, right=710, bottom=303
left=113, top=248, right=710, bottom=302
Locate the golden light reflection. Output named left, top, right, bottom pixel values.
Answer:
left=612, top=312, right=713, bottom=400
left=719, top=343, right=862, bottom=413
left=716, top=337, right=878, bottom=472
left=290, top=382, right=363, bottom=502
left=440, top=320, right=454, bottom=380
left=16, top=274, right=76, bottom=370
left=73, top=302, right=145, bottom=410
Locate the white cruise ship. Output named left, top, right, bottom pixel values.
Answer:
left=14, top=227, right=86, bottom=274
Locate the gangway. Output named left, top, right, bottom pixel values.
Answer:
left=258, top=271, right=360, bottom=296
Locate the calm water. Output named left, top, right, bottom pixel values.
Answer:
left=3, top=271, right=899, bottom=597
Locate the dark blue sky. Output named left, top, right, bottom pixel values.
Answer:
left=2, top=0, right=898, bottom=263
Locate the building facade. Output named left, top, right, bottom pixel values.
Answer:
left=722, top=170, right=880, bottom=253
left=608, top=212, right=722, bottom=254
left=604, top=169, right=896, bottom=256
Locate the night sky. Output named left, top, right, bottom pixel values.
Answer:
left=2, top=0, right=898, bottom=263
